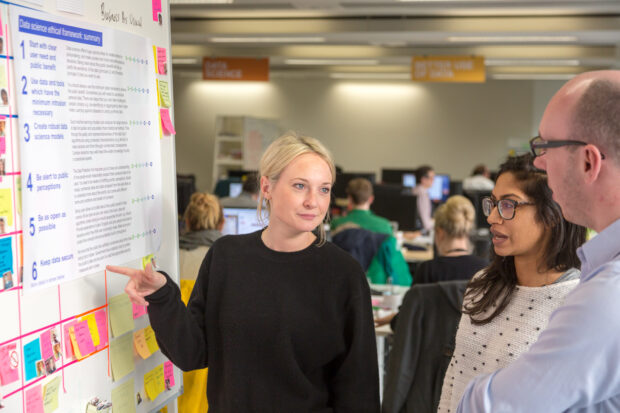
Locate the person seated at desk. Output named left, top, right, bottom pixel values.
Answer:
left=375, top=195, right=487, bottom=326
left=331, top=177, right=393, bottom=235
left=219, top=172, right=259, bottom=208
left=415, top=195, right=488, bottom=284
left=463, top=164, right=495, bottom=191
left=412, top=165, right=435, bottom=234
left=331, top=177, right=411, bottom=285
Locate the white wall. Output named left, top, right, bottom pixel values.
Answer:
left=173, top=72, right=558, bottom=192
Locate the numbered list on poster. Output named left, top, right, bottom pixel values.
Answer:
left=10, top=7, right=162, bottom=291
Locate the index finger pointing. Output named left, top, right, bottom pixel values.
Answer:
left=106, top=265, right=140, bottom=278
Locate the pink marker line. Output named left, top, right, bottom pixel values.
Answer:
left=3, top=345, right=109, bottom=400
left=0, top=285, right=22, bottom=295
left=0, top=230, right=23, bottom=238
left=5, top=171, right=21, bottom=176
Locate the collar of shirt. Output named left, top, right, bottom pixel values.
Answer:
left=577, top=217, right=620, bottom=281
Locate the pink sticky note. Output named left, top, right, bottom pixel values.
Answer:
left=63, top=321, right=77, bottom=359
left=164, top=361, right=175, bottom=388
left=39, top=329, right=53, bottom=361
left=0, top=343, right=20, bottom=385
left=25, top=384, right=44, bottom=413
left=0, top=10, right=4, bottom=37
left=0, top=136, right=6, bottom=154
left=160, top=109, right=176, bottom=135
left=73, top=321, right=95, bottom=357
left=94, top=310, right=109, bottom=349
left=157, top=47, right=167, bottom=74
left=133, top=303, right=147, bottom=319
left=152, top=0, right=162, bottom=22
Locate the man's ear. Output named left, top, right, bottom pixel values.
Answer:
left=260, top=176, right=271, bottom=200
left=582, top=145, right=604, bottom=184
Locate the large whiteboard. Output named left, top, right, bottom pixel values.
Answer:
left=0, top=0, right=181, bottom=412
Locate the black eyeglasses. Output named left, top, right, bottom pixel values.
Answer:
left=529, top=136, right=606, bottom=159
left=482, top=197, right=535, bottom=221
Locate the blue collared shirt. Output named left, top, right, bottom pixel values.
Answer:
left=457, top=218, right=620, bottom=413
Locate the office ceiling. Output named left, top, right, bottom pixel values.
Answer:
left=169, top=0, right=620, bottom=80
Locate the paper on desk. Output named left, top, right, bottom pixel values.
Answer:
left=110, top=333, right=135, bottom=381
left=109, top=293, right=135, bottom=338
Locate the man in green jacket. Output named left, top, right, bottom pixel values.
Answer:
left=331, top=178, right=393, bottom=235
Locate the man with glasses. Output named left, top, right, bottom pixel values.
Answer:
left=458, top=70, right=620, bottom=412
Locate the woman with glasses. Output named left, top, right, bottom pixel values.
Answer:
left=437, top=154, right=586, bottom=413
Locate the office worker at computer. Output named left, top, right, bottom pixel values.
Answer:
left=457, top=71, right=620, bottom=413
left=108, top=133, right=380, bottom=412
left=411, top=165, right=435, bottom=233
left=219, top=172, right=260, bottom=208
left=462, top=164, right=494, bottom=191
left=331, top=177, right=393, bottom=235
left=438, top=154, right=586, bottom=413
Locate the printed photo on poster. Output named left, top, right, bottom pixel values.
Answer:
left=0, top=158, right=5, bottom=176
left=2, top=270, right=11, bottom=289
left=0, top=89, right=6, bottom=106
left=0, top=119, right=6, bottom=136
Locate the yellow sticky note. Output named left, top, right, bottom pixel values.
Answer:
left=108, top=293, right=135, bottom=338
left=43, top=375, right=61, bottom=413
left=142, top=254, right=154, bottom=270
left=69, top=326, right=83, bottom=360
left=156, top=80, right=161, bottom=106
left=80, top=314, right=100, bottom=347
left=158, top=80, right=171, bottom=108
left=110, top=333, right=135, bottom=381
left=133, top=329, right=152, bottom=359
left=153, top=46, right=158, bottom=75
left=144, top=326, right=160, bottom=354
left=0, top=188, right=13, bottom=226
left=158, top=111, right=163, bottom=139
left=111, top=378, right=136, bottom=413
left=16, top=176, right=22, bottom=215
left=144, top=364, right=165, bottom=401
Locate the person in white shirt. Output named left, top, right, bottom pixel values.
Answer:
left=462, top=164, right=494, bottom=191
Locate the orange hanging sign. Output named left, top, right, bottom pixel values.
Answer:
left=203, top=57, right=269, bottom=81
left=411, top=56, right=485, bottom=83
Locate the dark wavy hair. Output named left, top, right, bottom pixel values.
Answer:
left=463, top=154, right=586, bottom=325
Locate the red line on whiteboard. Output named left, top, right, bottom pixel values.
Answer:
left=105, top=269, right=110, bottom=377
left=0, top=285, right=22, bottom=295
left=58, top=285, right=67, bottom=394
left=3, top=345, right=110, bottom=399
left=0, top=230, right=23, bottom=238
left=5, top=171, right=21, bottom=176
left=0, top=304, right=109, bottom=348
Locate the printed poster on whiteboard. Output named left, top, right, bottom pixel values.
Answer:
left=10, top=6, right=162, bottom=291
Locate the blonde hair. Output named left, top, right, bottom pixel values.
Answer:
left=433, top=195, right=475, bottom=238
left=183, top=192, right=224, bottom=231
left=258, top=132, right=336, bottom=245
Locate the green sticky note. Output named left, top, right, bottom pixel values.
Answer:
left=158, top=80, right=171, bottom=108
left=111, top=378, right=136, bottom=413
left=43, top=376, right=61, bottom=413
left=110, top=333, right=135, bottom=381
left=108, top=293, right=134, bottom=338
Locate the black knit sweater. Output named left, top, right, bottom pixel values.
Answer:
left=146, top=230, right=380, bottom=412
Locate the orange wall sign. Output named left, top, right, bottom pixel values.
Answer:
left=411, top=56, right=485, bottom=83
left=203, top=57, right=270, bottom=81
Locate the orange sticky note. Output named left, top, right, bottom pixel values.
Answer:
left=133, top=329, right=152, bottom=359
left=144, top=326, right=159, bottom=354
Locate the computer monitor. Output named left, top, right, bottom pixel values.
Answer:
left=381, top=168, right=417, bottom=185
left=402, top=173, right=416, bottom=188
left=221, top=207, right=267, bottom=236
left=229, top=182, right=243, bottom=198
left=371, top=184, right=420, bottom=231
left=332, top=172, right=377, bottom=199
left=428, top=174, right=451, bottom=202
left=463, top=190, right=492, bottom=229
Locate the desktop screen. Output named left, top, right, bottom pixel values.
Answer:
left=221, top=207, right=267, bottom=235
left=428, top=174, right=450, bottom=202
left=402, top=173, right=416, bottom=188
left=229, top=182, right=243, bottom=198
left=332, top=172, right=377, bottom=199
left=381, top=168, right=417, bottom=185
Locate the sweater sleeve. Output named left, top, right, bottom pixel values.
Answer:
left=145, top=249, right=211, bottom=371
left=330, top=269, right=381, bottom=413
